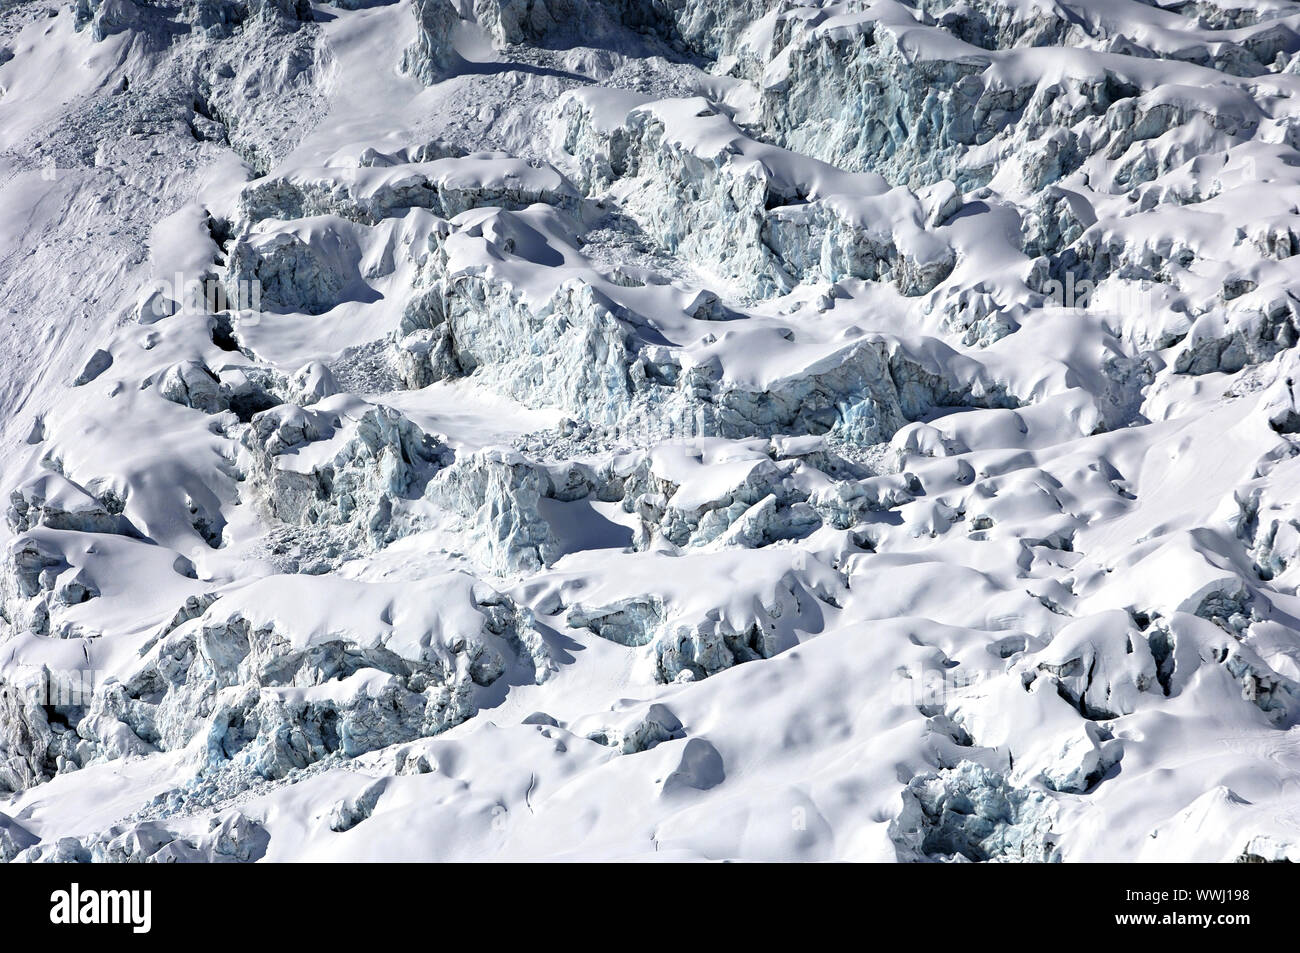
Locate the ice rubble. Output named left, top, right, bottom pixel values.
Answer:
left=4, top=0, right=1300, bottom=862
left=240, top=400, right=455, bottom=548
left=386, top=200, right=1017, bottom=443
left=891, top=761, right=1061, bottom=862
left=552, top=92, right=957, bottom=297
left=1, top=572, right=550, bottom=798
left=12, top=810, right=271, bottom=863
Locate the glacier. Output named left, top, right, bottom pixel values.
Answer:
left=1, top=0, right=1300, bottom=862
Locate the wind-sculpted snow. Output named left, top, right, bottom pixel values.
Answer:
left=4, top=0, right=1300, bottom=863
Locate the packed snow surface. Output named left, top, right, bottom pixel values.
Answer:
left=3, top=0, right=1300, bottom=862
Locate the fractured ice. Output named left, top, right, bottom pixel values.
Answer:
left=2, top=0, right=1300, bottom=862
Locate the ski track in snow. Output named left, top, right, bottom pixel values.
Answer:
left=1, top=0, right=1300, bottom=862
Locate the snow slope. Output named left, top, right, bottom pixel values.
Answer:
left=2, top=0, right=1300, bottom=862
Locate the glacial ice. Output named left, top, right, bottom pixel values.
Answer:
left=2, top=0, right=1300, bottom=863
